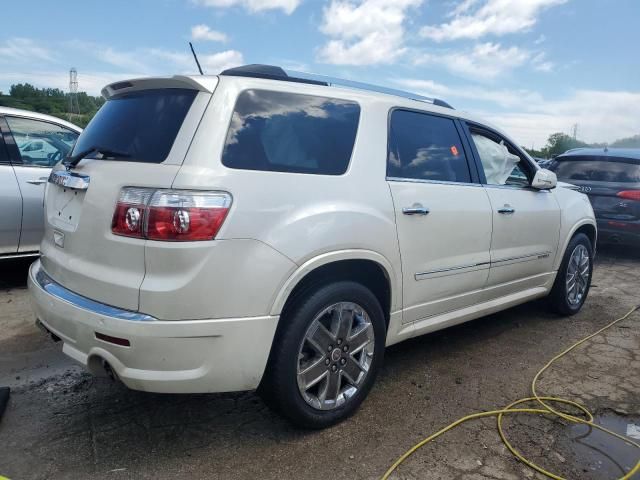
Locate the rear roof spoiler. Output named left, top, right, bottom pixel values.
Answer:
left=101, top=76, right=218, bottom=99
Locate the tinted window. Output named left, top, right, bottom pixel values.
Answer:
left=388, top=110, right=470, bottom=183
left=222, top=90, right=360, bottom=175
left=552, top=157, right=640, bottom=183
left=6, top=117, right=78, bottom=167
left=72, top=89, right=197, bottom=164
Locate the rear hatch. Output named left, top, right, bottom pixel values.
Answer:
left=551, top=155, right=640, bottom=222
left=40, top=77, right=216, bottom=310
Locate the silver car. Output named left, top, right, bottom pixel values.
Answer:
left=0, top=107, right=81, bottom=258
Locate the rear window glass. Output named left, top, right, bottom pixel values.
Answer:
left=222, top=90, right=360, bottom=175
left=552, top=157, right=640, bottom=183
left=72, top=88, right=197, bottom=163
left=388, top=110, right=471, bottom=183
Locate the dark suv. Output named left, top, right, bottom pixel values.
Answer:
left=550, top=148, right=640, bottom=246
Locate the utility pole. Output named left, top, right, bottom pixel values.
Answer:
left=68, top=68, right=80, bottom=121
left=571, top=123, right=578, bottom=141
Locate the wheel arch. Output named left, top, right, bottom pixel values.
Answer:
left=554, top=219, right=597, bottom=270
left=270, top=250, right=399, bottom=326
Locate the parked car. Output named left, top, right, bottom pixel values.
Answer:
left=28, top=66, right=596, bottom=428
left=533, top=156, right=553, bottom=169
left=549, top=148, right=640, bottom=247
left=0, top=107, right=81, bottom=258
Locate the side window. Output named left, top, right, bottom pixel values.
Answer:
left=5, top=116, right=78, bottom=167
left=222, top=90, right=360, bottom=175
left=387, top=110, right=471, bottom=183
left=470, top=130, right=530, bottom=187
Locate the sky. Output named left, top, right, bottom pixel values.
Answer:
left=0, top=0, right=638, bottom=149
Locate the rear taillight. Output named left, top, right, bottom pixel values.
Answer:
left=111, top=188, right=154, bottom=238
left=112, top=188, right=231, bottom=241
left=617, top=190, right=640, bottom=201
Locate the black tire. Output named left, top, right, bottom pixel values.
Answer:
left=259, top=281, right=386, bottom=429
left=549, top=233, right=593, bottom=315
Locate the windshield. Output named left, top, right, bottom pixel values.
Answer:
left=72, top=88, right=197, bottom=164
left=552, top=156, right=640, bottom=183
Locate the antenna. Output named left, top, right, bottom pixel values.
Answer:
left=189, top=42, right=204, bottom=75
left=68, top=68, right=80, bottom=121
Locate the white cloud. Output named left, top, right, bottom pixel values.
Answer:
left=0, top=37, right=54, bottom=63
left=191, top=24, right=228, bottom=42
left=199, top=50, right=244, bottom=72
left=534, top=33, right=546, bottom=44
left=317, top=0, right=422, bottom=66
left=421, top=0, right=567, bottom=42
left=394, top=78, right=543, bottom=108
left=192, top=0, right=300, bottom=14
left=531, top=51, right=553, bottom=72
left=415, top=42, right=530, bottom=80
left=393, top=79, right=640, bottom=147
left=99, top=47, right=150, bottom=73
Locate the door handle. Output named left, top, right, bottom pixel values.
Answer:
left=402, top=204, right=430, bottom=216
left=27, top=177, right=49, bottom=186
left=498, top=206, right=515, bottom=214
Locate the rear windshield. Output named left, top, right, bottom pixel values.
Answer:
left=222, top=89, right=360, bottom=175
left=552, top=156, right=640, bottom=183
left=72, top=88, right=197, bottom=163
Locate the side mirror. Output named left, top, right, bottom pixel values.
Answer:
left=531, top=168, right=557, bottom=190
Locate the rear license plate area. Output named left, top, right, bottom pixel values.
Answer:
left=48, top=185, right=85, bottom=231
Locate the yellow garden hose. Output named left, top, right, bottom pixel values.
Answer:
left=382, top=304, right=640, bottom=480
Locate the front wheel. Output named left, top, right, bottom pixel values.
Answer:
left=260, top=281, right=386, bottom=428
left=549, top=233, right=593, bottom=315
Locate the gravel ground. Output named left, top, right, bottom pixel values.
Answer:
left=0, top=246, right=638, bottom=480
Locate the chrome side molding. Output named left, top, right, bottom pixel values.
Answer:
left=48, top=170, right=90, bottom=190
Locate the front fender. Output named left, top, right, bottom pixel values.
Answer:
left=553, top=188, right=597, bottom=270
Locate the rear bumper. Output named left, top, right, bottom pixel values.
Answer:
left=597, top=219, right=640, bottom=246
left=28, top=260, right=278, bottom=393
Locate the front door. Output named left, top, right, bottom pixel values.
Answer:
left=387, top=110, right=492, bottom=323
left=3, top=115, right=79, bottom=252
left=0, top=120, right=21, bottom=254
left=465, top=124, right=561, bottom=296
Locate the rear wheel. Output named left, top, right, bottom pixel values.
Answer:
left=549, top=233, right=593, bottom=315
left=260, top=281, right=385, bottom=428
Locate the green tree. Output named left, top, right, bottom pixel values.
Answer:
left=542, top=133, right=590, bottom=157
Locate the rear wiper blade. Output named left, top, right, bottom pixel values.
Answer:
left=63, top=146, right=130, bottom=168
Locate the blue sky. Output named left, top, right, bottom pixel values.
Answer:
left=1, top=0, right=638, bottom=148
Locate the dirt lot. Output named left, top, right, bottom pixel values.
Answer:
left=1, top=247, right=639, bottom=480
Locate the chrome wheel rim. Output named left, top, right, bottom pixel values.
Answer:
left=566, top=244, right=590, bottom=306
left=296, top=302, right=375, bottom=411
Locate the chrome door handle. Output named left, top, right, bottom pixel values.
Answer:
left=498, top=206, right=515, bottom=214
left=27, top=176, right=49, bottom=186
left=402, top=204, right=430, bottom=216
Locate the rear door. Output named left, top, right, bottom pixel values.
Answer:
left=40, top=83, right=212, bottom=311
left=464, top=123, right=560, bottom=295
left=3, top=115, right=80, bottom=252
left=387, top=109, right=492, bottom=323
left=0, top=117, right=21, bottom=255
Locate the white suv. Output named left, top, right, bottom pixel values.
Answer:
left=28, top=65, right=596, bottom=428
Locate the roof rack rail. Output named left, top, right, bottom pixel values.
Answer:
left=219, top=64, right=454, bottom=109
